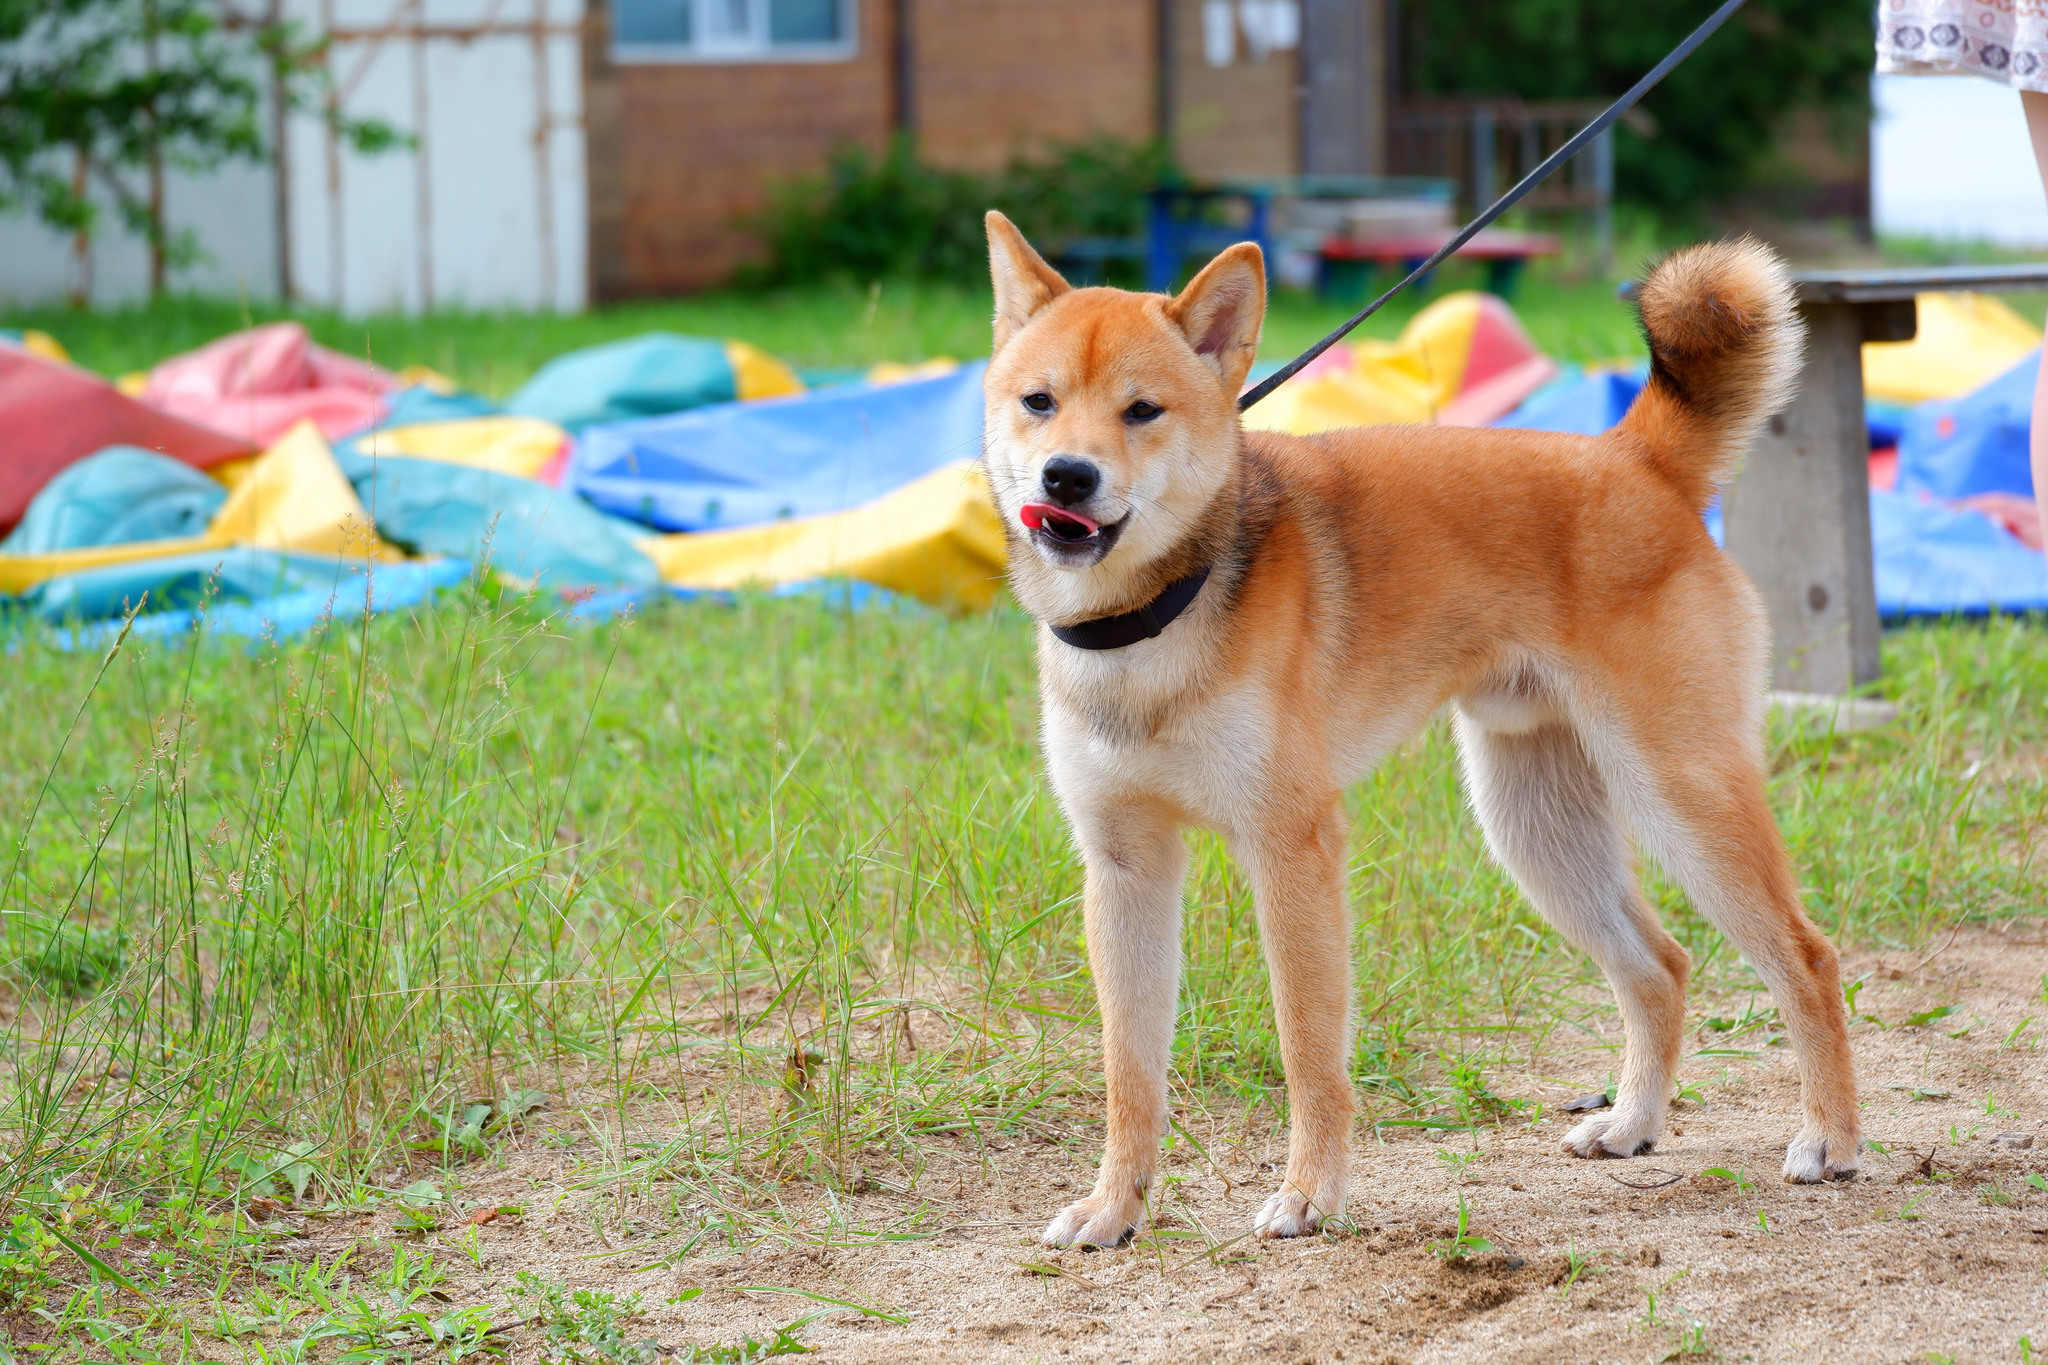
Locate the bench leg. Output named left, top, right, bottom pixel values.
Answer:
left=1485, top=259, right=1525, bottom=298
left=1720, top=299, right=1883, bottom=696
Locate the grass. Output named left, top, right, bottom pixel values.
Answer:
left=3, top=256, right=1657, bottom=398
left=3, top=225, right=2047, bottom=1354
left=0, top=574, right=2043, bottom=1356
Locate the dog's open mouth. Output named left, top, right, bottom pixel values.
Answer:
left=1020, top=502, right=1102, bottom=544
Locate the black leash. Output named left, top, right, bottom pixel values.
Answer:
left=1237, top=0, right=1751, bottom=414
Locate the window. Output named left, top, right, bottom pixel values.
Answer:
left=613, top=0, right=854, bottom=61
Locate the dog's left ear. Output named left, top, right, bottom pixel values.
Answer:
left=987, top=211, right=1071, bottom=355
left=1166, top=243, right=1266, bottom=395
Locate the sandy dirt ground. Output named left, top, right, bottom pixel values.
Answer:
left=279, top=928, right=2048, bottom=1364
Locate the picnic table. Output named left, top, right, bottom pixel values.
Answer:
left=1717, top=265, right=2048, bottom=701
left=1136, top=177, right=1457, bottom=294
left=1317, top=227, right=1560, bottom=301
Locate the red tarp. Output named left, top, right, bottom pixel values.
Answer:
left=0, top=348, right=255, bottom=533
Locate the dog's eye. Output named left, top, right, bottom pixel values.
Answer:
left=1125, top=400, right=1163, bottom=423
left=1022, top=392, right=1055, bottom=413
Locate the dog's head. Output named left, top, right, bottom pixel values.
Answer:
left=980, top=211, right=1265, bottom=604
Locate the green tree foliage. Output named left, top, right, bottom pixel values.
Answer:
left=0, top=0, right=401, bottom=299
left=1399, top=0, right=1877, bottom=210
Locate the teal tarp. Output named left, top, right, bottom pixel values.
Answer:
left=506, top=334, right=736, bottom=433
left=334, top=447, right=658, bottom=588
left=1, top=446, right=225, bottom=553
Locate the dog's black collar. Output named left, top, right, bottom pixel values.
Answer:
left=1049, top=567, right=1211, bottom=651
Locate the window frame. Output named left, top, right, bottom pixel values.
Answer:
left=610, top=0, right=858, bottom=65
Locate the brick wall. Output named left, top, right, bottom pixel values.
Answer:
left=587, top=0, right=898, bottom=298
left=910, top=0, right=1156, bottom=172
left=1166, top=0, right=1298, bottom=183
left=589, top=0, right=1169, bottom=297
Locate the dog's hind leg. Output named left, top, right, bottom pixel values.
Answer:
left=1233, top=795, right=1356, bottom=1237
left=1043, top=796, right=1188, bottom=1249
left=1454, top=713, right=1690, bottom=1161
left=1587, top=708, right=1860, bottom=1183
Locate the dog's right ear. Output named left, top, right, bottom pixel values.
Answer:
left=987, top=211, right=1070, bottom=354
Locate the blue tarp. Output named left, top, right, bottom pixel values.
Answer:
left=1500, top=366, right=2045, bottom=617
left=1870, top=488, right=2048, bottom=614
left=1897, top=349, right=2036, bottom=500
left=0, top=446, right=226, bottom=553
left=1498, top=366, right=1645, bottom=435
left=570, top=361, right=988, bottom=532
left=22, top=548, right=380, bottom=623
left=14, top=557, right=472, bottom=649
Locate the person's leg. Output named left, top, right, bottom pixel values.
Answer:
left=2021, top=91, right=2048, bottom=530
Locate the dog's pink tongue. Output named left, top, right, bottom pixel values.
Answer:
left=1020, top=502, right=1100, bottom=534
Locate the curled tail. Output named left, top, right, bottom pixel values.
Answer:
left=1614, top=238, right=1802, bottom=513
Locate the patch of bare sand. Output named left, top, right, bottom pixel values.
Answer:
left=282, top=929, right=2048, bottom=1363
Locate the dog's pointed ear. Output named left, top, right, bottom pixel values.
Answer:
left=1165, top=242, right=1266, bottom=394
left=987, top=211, right=1070, bottom=354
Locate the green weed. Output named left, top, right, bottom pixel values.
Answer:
left=1427, top=1194, right=1495, bottom=1262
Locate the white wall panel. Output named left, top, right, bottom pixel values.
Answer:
left=0, top=0, right=586, bottom=314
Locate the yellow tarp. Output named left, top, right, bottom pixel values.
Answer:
left=209, top=420, right=393, bottom=557
left=725, top=339, right=806, bottom=401
left=10, top=330, right=69, bottom=364
left=0, top=422, right=402, bottom=594
left=643, top=461, right=1006, bottom=613
left=352, top=416, right=568, bottom=479
left=1864, top=292, right=2041, bottom=406
left=1243, top=292, right=1490, bottom=434
left=0, top=536, right=215, bottom=596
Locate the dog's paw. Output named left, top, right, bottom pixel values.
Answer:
left=1563, top=1110, right=1659, bottom=1160
left=1042, top=1192, right=1141, bottom=1249
left=1253, top=1182, right=1343, bottom=1239
left=1783, top=1128, right=1860, bottom=1183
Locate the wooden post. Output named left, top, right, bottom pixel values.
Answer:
left=1681, top=264, right=2048, bottom=703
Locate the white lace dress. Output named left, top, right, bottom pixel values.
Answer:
left=1876, top=0, right=2048, bottom=90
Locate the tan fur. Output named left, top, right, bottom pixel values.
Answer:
left=980, top=213, right=1860, bottom=1250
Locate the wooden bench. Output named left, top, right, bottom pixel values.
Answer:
left=1717, top=265, right=2048, bottom=699
left=1319, top=227, right=1560, bottom=301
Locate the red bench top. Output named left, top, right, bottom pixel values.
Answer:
left=1320, top=228, right=1560, bottom=261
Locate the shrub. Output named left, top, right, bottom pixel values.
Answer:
left=748, top=134, right=1178, bottom=286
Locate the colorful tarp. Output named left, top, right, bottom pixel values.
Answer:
left=350, top=416, right=570, bottom=482
left=0, top=348, right=255, bottom=533
left=0, top=447, right=225, bottom=554
left=331, top=445, right=658, bottom=589
left=1501, top=361, right=2044, bottom=617
left=571, top=362, right=989, bottom=532
left=1864, top=292, right=2041, bottom=407
left=136, top=322, right=398, bottom=446
left=1243, top=292, right=1558, bottom=435
left=507, top=335, right=804, bottom=433
left=1897, top=350, right=2035, bottom=501
left=643, top=461, right=1005, bottom=613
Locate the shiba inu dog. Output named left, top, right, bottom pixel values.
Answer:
left=977, top=211, right=1860, bottom=1249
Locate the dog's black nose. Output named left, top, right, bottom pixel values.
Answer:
left=1041, top=456, right=1099, bottom=505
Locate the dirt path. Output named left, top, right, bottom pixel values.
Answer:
left=301, top=929, right=2048, bottom=1364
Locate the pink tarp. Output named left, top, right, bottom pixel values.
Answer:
left=138, top=322, right=397, bottom=446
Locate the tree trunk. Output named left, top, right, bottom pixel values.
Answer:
left=69, top=149, right=91, bottom=310
left=146, top=0, right=165, bottom=297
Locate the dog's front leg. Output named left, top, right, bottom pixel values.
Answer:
left=1043, top=798, right=1187, bottom=1249
left=1237, top=796, right=1355, bottom=1237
